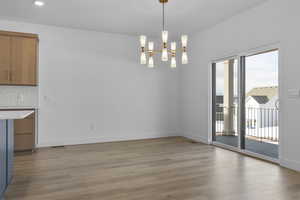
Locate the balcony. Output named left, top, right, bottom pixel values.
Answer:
left=215, top=106, right=279, bottom=159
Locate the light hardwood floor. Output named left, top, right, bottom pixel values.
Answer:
left=5, top=137, right=300, bottom=200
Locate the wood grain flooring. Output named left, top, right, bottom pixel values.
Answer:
left=5, top=137, right=300, bottom=200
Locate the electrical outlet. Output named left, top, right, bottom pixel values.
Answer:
left=90, top=124, right=95, bottom=132
left=17, top=94, right=24, bottom=105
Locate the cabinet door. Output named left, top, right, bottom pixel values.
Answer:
left=0, top=120, right=7, bottom=198
left=14, top=113, right=35, bottom=151
left=0, top=35, right=11, bottom=85
left=11, top=37, right=37, bottom=85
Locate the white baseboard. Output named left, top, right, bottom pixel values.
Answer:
left=280, top=158, right=300, bottom=172
left=37, top=132, right=179, bottom=148
left=183, top=132, right=209, bottom=144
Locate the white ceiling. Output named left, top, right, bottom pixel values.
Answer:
left=0, top=0, right=267, bottom=38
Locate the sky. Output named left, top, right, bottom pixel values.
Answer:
left=216, top=50, right=278, bottom=95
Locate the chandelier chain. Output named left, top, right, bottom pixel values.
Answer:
left=162, top=3, right=165, bottom=30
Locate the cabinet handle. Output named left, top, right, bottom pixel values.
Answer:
left=7, top=70, right=10, bottom=81
left=9, top=71, right=12, bottom=81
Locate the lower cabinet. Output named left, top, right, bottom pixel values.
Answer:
left=14, top=112, right=35, bottom=151
left=0, top=120, right=14, bottom=199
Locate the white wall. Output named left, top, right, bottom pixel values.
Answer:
left=0, top=20, right=180, bottom=146
left=180, top=0, right=300, bottom=171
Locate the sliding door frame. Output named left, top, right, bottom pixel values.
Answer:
left=211, top=56, right=240, bottom=151
left=239, top=56, right=246, bottom=150
left=211, top=63, right=216, bottom=142
left=209, top=44, right=281, bottom=164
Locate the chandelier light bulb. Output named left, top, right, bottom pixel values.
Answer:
left=148, top=41, right=154, bottom=51
left=140, top=52, right=147, bottom=65
left=148, top=57, right=154, bottom=68
left=34, top=0, right=45, bottom=7
left=171, top=42, right=176, bottom=51
left=162, top=48, right=168, bottom=61
left=181, top=35, right=188, bottom=47
left=182, top=52, right=188, bottom=64
left=171, top=57, right=176, bottom=68
left=140, top=35, right=147, bottom=47
left=162, top=31, right=168, bottom=43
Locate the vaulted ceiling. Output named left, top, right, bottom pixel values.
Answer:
left=0, top=0, right=268, bottom=37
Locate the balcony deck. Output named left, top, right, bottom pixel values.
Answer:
left=215, top=135, right=279, bottom=159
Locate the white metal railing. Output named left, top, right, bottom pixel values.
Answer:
left=216, top=106, right=279, bottom=142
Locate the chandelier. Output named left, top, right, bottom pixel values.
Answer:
left=139, top=0, right=188, bottom=68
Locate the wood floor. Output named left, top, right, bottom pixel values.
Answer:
left=5, top=137, right=300, bottom=200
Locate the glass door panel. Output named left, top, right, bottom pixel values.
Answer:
left=212, top=58, right=239, bottom=148
left=244, top=50, right=279, bottom=159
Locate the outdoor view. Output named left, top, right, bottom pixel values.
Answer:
left=214, top=50, right=279, bottom=158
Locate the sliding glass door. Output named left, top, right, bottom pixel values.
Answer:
left=244, top=50, right=279, bottom=159
left=212, top=58, right=239, bottom=148
left=212, top=49, right=279, bottom=160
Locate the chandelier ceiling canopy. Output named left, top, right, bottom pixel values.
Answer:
left=139, top=0, right=188, bottom=68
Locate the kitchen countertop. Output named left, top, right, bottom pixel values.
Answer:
left=0, top=107, right=37, bottom=110
left=0, top=110, right=34, bottom=120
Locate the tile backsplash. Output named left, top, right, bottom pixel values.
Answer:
left=0, top=86, right=38, bottom=108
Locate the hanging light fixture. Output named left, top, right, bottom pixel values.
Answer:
left=139, top=0, right=188, bottom=68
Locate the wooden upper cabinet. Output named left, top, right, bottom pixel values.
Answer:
left=0, top=30, right=38, bottom=86
left=0, top=35, right=11, bottom=84
left=11, top=37, right=37, bottom=85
